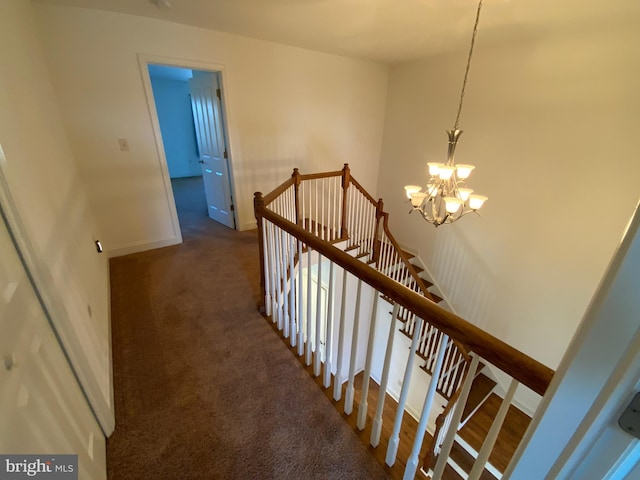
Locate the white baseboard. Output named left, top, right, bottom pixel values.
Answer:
left=107, top=236, right=182, bottom=258
left=240, top=220, right=257, bottom=231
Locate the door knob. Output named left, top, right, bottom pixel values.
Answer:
left=199, top=160, right=204, bottom=164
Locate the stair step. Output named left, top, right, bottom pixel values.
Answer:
left=458, top=393, right=532, bottom=474
left=401, top=249, right=415, bottom=260
left=462, top=373, right=497, bottom=424
left=398, top=263, right=425, bottom=275
left=427, top=290, right=443, bottom=303
left=443, top=461, right=464, bottom=480
left=450, top=439, right=499, bottom=480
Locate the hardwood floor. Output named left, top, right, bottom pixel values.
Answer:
left=458, top=393, right=531, bottom=473
left=268, top=323, right=530, bottom=479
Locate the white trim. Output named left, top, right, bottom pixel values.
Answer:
left=137, top=53, right=240, bottom=232
left=455, top=435, right=503, bottom=479
left=603, top=441, right=640, bottom=480
left=107, top=235, right=182, bottom=258
left=447, top=457, right=469, bottom=479
left=240, top=220, right=258, bottom=231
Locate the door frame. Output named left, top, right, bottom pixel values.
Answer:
left=137, top=54, right=239, bottom=236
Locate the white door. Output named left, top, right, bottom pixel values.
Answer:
left=0, top=214, right=106, bottom=478
left=189, top=71, right=235, bottom=228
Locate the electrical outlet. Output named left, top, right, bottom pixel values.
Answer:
left=118, top=138, right=130, bottom=151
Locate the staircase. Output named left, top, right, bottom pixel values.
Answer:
left=254, top=165, right=553, bottom=479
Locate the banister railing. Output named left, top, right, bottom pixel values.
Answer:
left=255, top=204, right=553, bottom=396
left=254, top=167, right=554, bottom=479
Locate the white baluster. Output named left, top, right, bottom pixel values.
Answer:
left=365, top=202, right=373, bottom=259
left=338, top=177, right=344, bottom=239
left=305, top=247, right=313, bottom=366
left=267, top=222, right=278, bottom=321
left=314, top=179, right=319, bottom=237
left=333, top=269, right=348, bottom=401
left=358, top=194, right=365, bottom=255
left=314, top=254, right=323, bottom=377
left=321, top=178, right=325, bottom=240
left=344, top=279, right=363, bottom=415
left=301, top=181, right=306, bottom=230
left=386, top=316, right=423, bottom=466
left=371, top=303, right=400, bottom=447
left=357, top=293, right=379, bottom=430
left=281, top=229, right=290, bottom=338
left=271, top=224, right=280, bottom=323
left=432, top=355, right=480, bottom=480
left=297, top=239, right=304, bottom=356
left=332, top=177, right=337, bottom=240
left=290, top=187, right=295, bottom=222
left=275, top=222, right=283, bottom=329
left=288, top=231, right=296, bottom=346
left=403, top=333, right=450, bottom=480
left=323, top=262, right=335, bottom=388
left=348, top=188, right=355, bottom=247
left=437, top=340, right=454, bottom=391
left=468, top=378, right=519, bottom=480
left=262, top=218, right=272, bottom=316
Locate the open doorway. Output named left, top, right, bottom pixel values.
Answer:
left=143, top=60, right=236, bottom=238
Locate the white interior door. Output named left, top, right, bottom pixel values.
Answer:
left=0, top=213, right=106, bottom=478
left=189, top=71, right=235, bottom=228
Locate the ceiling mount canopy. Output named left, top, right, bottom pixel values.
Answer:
left=404, top=0, right=488, bottom=228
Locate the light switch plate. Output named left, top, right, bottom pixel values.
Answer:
left=618, top=392, right=640, bottom=439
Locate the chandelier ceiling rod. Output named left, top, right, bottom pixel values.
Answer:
left=453, top=0, right=483, bottom=130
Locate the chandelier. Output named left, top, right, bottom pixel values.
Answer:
left=404, top=0, right=487, bottom=227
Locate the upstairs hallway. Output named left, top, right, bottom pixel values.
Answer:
left=106, top=176, right=389, bottom=479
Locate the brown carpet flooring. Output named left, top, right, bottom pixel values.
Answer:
left=106, top=176, right=389, bottom=479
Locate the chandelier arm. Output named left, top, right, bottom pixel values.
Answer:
left=453, top=0, right=484, bottom=130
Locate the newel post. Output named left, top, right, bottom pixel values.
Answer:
left=340, top=163, right=350, bottom=239
left=254, top=192, right=267, bottom=314
left=373, top=198, right=384, bottom=265
left=292, top=168, right=302, bottom=226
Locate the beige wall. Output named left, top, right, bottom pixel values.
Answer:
left=34, top=4, right=389, bottom=255
left=0, top=0, right=112, bottom=431
left=377, top=8, right=640, bottom=406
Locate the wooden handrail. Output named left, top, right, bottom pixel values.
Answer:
left=262, top=177, right=295, bottom=206
left=298, top=170, right=343, bottom=181
left=379, top=212, right=436, bottom=302
left=379, top=212, right=472, bottom=362
left=254, top=196, right=554, bottom=397
left=349, top=176, right=378, bottom=206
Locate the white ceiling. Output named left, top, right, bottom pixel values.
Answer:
left=32, top=0, right=638, bottom=64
